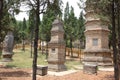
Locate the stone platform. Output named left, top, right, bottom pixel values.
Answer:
left=83, top=49, right=113, bottom=66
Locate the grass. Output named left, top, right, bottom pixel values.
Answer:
left=1, top=48, right=82, bottom=69
left=65, top=59, right=81, bottom=70
left=5, top=49, right=47, bottom=68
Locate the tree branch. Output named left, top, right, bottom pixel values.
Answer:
left=27, top=0, right=36, bottom=10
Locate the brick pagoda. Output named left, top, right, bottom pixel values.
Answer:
left=83, top=0, right=112, bottom=66
left=47, top=18, right=66, bottom=71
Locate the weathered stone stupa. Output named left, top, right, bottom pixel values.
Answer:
left=83, top=0, right=112, bottom=66
left=2, top=31, right=14, bottom=62
left=47, top=18, right=66, bottom=71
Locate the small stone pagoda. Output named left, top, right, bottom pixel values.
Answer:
left=47, top=17, right=66, bottom=71
left=83, top=0, right=112, bottom=66
left=2, top=31, right=14, bottom=62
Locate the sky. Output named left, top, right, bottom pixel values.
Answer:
left=15, top=0, right=81, bottom=21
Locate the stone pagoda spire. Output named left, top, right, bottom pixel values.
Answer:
left=83, top=0, right=112, bottom=66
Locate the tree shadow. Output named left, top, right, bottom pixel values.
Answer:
left=5, top=64, right=17, bottom=68
left=103, top=74, right=114, bottom=80
left=0, top=70, right=30, bottom=77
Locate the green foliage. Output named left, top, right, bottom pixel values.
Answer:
left=28, top=8, right=35, bottom=34
left=22, top=18, right=27, bottom=31
left=0, top=0, right=22, bottom=43
left=65, top=60, right=81, bottom=70
left=77, top=13, right=85, bottom=42
left=14, top=21, right=22, bottom=43
left=40, top=10, right=54, bottom=42
left=86, top=0, right=112, bottom=19
left=64, top=4, right=79, bottom=47
left=64, top=2, right=69, bottom=23
left=48, top=0, right=63, bottom=17
left=40, top=0, right=63, bottom=42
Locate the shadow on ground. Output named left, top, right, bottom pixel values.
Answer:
left=103, top=74, right=114, bottom=80
left=0, top=70, right=30, bottom=77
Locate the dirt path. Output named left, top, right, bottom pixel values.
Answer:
left=0, top=67, right=114, bottom=80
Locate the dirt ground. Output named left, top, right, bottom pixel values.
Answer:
left=0, top=67, right=114, bottom=80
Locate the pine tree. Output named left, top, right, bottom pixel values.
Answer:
left=41, top=0, right=63, bottom=58
left=20, top=18, right=27, bottom=51
left=28, top=8, right=35, bottom=58
left=77, top=12, right=85, bottom=49
left=0, top=0, right=22, bottom=51
left=64, top=5, right=77, bottom=57
left=64, top=2, right=70, bottom=56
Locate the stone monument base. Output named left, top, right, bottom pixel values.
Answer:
left=83, top=49, right=113, bottom=67
left=37, top=65, right=48, bottom=76
left=2, top=54, right=13, bottom=62
left=83, top=63, right=97, bottom=74
left=48, top=64, right=67, bottom=72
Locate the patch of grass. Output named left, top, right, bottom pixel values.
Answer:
left=6, top=49, right=47, bottom=68
left=3, top=48, right=81, bottom=69
left=65, top=59, right=81, bottom=69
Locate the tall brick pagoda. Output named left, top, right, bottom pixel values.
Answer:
left=83, top=0, right=112, bottom=66
left=47, top=17, right=66, bottom=71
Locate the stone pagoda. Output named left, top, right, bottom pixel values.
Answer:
left=83, top=0, right=112, bottom=66
left=2, top=31, right=14, bottom=62
left=47, top=17, right=66, bottom=71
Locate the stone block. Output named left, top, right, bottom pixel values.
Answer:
left=2, top=54, right=13, bottom=62
left=48, top=64, right=67, bottom=72
left=37, top=65, right=48, bottom=76
left=83, top=63, right=97, bottom=74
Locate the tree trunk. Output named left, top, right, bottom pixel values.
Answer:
left=117, top=1, right=120, bottom=80
left=65, top=40, right=67, bottom=59
left=112, top=0, right=119, bottom=80
left=0, top=0, right=3, bottom=44
left=41, top=41, right=44, bottom=54
left=0, top=0, right=3, bottom=24
left=30, top=29, right=33, bottom=58
left=32, top=0, right=40, bottom=80
left=39, top=40, right=41, bottom=50
left=22, top=39, right=25, bottom=51
left=70, top=38, right=73, bottom=57
left=46, top=41, right=48, bottom=59
left=0, top=42, right=3, bottom=55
